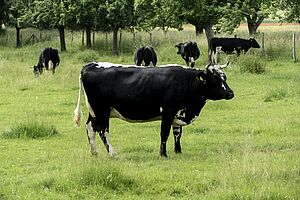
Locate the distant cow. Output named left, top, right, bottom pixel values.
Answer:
left=33, top=47, right=60, bottom=76
left=73, top=61, right=234, bottom=157
left=175, top=41, right=200, bottom=68
left=209, top=37, right=260, bottom=57
left=134, top=46, right=157, bottom=67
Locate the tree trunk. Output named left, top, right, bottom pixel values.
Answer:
left=204, top=23, right=214, bottom=62
left=204, top=24, right=214, bottom=46
left=112, top=29, right=118, bottom=55
left=246, top=15, right=265, bottom=37
left=58, top=25, right=66, bottom=51
left=195, top=23, right=204, bottom=36
left=247, top=21, right=258, bottom=37
left=119, top=31, right=122, bottom=52
left=81, top=30, right=84, bottom=47
left=86, top=26, right=92, bottom=49
left=16, top=25, right=21, bottom=47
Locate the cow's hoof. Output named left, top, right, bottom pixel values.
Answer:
left=109, top=151, right=117, bottom=157
left=174, top=149, right=182, bottom=154
left=160, top=152, right=168, bottom=158
left=91, top=151, right=98, bottom=156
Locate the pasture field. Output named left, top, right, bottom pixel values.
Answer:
left=0, top=26, right=300, bottom=199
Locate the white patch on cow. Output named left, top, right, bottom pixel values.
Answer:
left=95, top=62, right=140, bottom=69
left=221, top=83, right=226, bottom=90
left=1, top=23, right=5, bottom=30
left=190, top=57, right=195, bottom=63
left=48, top=60, right=54, bottom=70
left=95, top=62, right=115, bottom=68
left=172, top=109, right=199, bottom=126
left=86, top=121, right=98, bottom=155
left=173, top=109, right=187, bottom=126
left=173, top=119, right=187, bottom=126
left=172, top=126, right=181, bottom=142
left=159, top=64, right=188, bottom=68
left=110, top=108, right=126, bottom=120
left=84, top=93, right=96, bottom=118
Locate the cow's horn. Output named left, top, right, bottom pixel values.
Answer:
left=205, top=62, right=212, bottom=69
left=220, top=61, right=230, bottom=69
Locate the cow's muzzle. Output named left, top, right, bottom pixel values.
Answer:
left=225, top=91, right=234, bottom=100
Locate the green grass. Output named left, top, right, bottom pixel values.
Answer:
left=0, top=26, right=299, bottom=199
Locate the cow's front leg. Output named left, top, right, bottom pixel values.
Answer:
left=172, top=126, right=182, bottom=153
left=160, top=109, right=176, bottom=157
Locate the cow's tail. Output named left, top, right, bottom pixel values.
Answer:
left=48, top=60, right=54, bottom=70
left=74, top=74, right=83, bottom=127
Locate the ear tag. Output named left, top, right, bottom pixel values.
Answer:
left=196, top=76, right=204, bottom=82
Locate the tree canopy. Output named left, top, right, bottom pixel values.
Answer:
left=2, top=0, right=300, bottom=51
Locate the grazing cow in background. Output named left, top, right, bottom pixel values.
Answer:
left=73, top=61, right=234, bottom=158
left=209, top=37, right=260, bottom=62
left=175, top=41, right=200, bottom=68
left=33, top=47, right=60, bottom=76
left=134, top=46, right=157, bottom=67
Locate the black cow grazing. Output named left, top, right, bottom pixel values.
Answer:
left=209, top=37, right=260, bottom=61
left=175, top=41, right=200, bottom=68
left=33, top=47, right=60, bottom=76
left=74, top=61, right=234, bottom=157
left=134, top=46, right=157, bottom=67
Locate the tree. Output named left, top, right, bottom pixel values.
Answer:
left=7, top=0, right=33, bottom=47
left=226, top=0, right=279, bottom=37
left=135, top=0, right=183, bottom=32
left=280, top=0, right=300, bottom=23
left=104, top=0, right=135, bottom=55
left=0, top=0, right=7, bottom=34
left=74, top=0, right=99, bottom=49
left=182, top=0, right=229, bottom=50
left=23, top=0, right=72, bottom=51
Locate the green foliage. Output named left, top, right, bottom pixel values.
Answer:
left=2, top=122, right=59, bottom=139
left=280, top=0, right=300, bottom=23
left=75, top=50, right=99, bottom=63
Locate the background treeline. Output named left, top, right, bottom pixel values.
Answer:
left=0, top=0, right=299, bottom=54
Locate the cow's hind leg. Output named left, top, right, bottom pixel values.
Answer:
left=86, top=114, right=98, bottom=155
left=99, top=127, right=116, bottom=157
left=172, top=126, right=182, bottom=153
left=94, top=108, right=116, bottom=157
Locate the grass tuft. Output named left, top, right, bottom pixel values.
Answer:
left=264, top=88, right=288, bottom=102
left=238, top=54, right=266, bottom=74
left=1, top=122, right=59, bottom=139
left=78, top=165, right=136, bottom=192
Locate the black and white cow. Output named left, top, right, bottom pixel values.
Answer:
left=33, top=47, right=60, bottom=76
left=134, top=46, right=157, bottom=67
left=175, top=41, right=200, bottom=68
left=74, top=61, right=234, bottom=157
left=209, top=37, right=260, bottom=62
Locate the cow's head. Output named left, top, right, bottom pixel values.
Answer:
left=198, top=61, right=234, bottom=100
left=250, top=38, right=260, bottom=48
left=175, top=43, right=183, bottom=54
left=33, top=65, right=40, bottom=77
